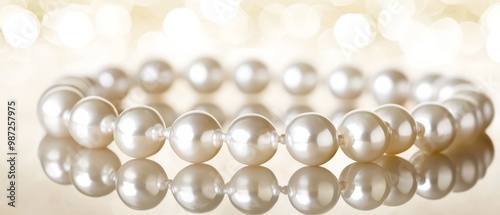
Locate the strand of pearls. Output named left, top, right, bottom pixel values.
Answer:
left=39, top=133, right=494, bottom=212
left=37, top=58, right=495, bottom=166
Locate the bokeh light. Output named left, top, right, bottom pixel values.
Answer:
left=58, top=11, right=94, bottom=48
left=96, top=3, right=131, bottom=39
left=162, top=8, right=201, bottom=42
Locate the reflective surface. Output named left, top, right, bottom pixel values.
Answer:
left=37, top=132, right=495, bottom=214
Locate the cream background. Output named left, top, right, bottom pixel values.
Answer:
left=1, top=0, right=500, bottom=214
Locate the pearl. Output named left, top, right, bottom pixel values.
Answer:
left=457, top=90, right=495, bottom=129
left=375, top=155, right=417, bottom=206
left=55, top=76, right=94, bottom=96
left=445, top=144, right=480, bottom=193
left=330, top=104, right=355, bottom=128
left=227, top=166, right=280, bottom=214
left=339, top=162, right=390, bottom=210
left=95, top=68, right=130, bottom=102
left=282, top=63, right=317, bottom=95
left=138, top=60, right=175, bottom=93
left=226, top=114, right=278, bottom=165
left=410, top=151, right=456, bottom=199
left=411, top=103, right=456, bottom=153
left=70, top=148, right=121, bottom=197
left=38, top=134, right=80, bottom=185
left=288, top=166, right=340, bottom=214
left=234, top=60, right=270, bottom=93
left=285, top=113, right=339, bottom=166
left=169, top=111, right=222, bottom=163
left=374, top=104, right=417, bottom=154
left=338, top=110, right=389, bottom=162
left=411, top=74, right=441, bottom=102
left=371, top=69, right=409, bottom=105
left=171, top=164, right=224, bottom=213
left=328, top=67, right=364, bottom=99
left=192, top=103, right=226, bottom=125
left=236, top=103, right=274, bottom=123
left=442, top=97, right=480, bottom=144
left=114, top=106, right=166, bottom=158
left=68, top=96, right=118, bottom=148
left=186, top=58, right=224, bottom=93
left=436, top=78, right=473, bottom=101
left=38, top=86, right=84, bottom=138
left=116, top=159, right=168, bottom=210
left=148, top=103, right=177, bottom=126
left=284, top=105, right=314, bottom=126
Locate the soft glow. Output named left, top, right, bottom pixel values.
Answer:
left=96, top=3, right=131, bottom=39
left=163, top=8, right=200, bottom=41
left=334, top=13, right=376, bottom=54
left=283, top=67, right=303, bottom=89
left=459, top=22, right=486, bottom=54
left=188, top=63, right=208, bottom=85
left=200, top=0, right=240, bottom=24
left=282, top=4, right=320, bottom=39
left=0, top=6, right=40, bottom=48
left=486, top=32, right=500, bottom=63
left=58, top=11, right=94, bottom=48
left=377, top=0, right=415, bottom=41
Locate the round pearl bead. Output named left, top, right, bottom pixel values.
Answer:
left=138, top=60, right=175, bottom=93
left=38, top=134, right=80, bottom=185
left=328, top=67, right=364, bottom=99
left=171, top=164, right=224, bottom=213
left=339, top=162, right=391, bottom=210
left=186, top=58, right=224, bottom=93
left=95, top=68, right=130, bottom=102
left=169, top=111, right=222, bottom=163
left=70, top=148, right=121, bottom=197
left=371, top=69, right=409, bottom=105
left=442, top=97, right=480, bottom=144
left=68, top=96, right=118, bottom=148
left=374, top=104, right=417, bottom=154
left=411, top=74, right=441, bottom=102
left=227, top=166, right=280, bottom=214
left=457, top=90, right=495, bottom=129
left=234, top=60, right=270, bottom=93
left=282, top=63, right=317, bottom=95
left=38, top=86, right=84, bottom=138
left=226, top=114, right=278, bottom=165
left=116, top=159, right=168, bottom=210
left=114, top=106, right=166, bottom=158
left=288, top=167, right=340, bottom=214
left=338, top=110, right=389, bottom=162
left=285, top=113, right=339, bottom=166
left=410, top=152, right=456, bottom=199
left=375, top=155, right=417, bottom=206
left=436, top=78, right=473, bottom=101
left=411, top=103, right=456, bottom=153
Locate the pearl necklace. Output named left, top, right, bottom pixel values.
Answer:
left=39, top=132, right=494, bottom=212
left=37, top=58, right=495, bottom=166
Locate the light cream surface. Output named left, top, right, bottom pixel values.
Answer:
left=1, top=0, right=500, bottom=214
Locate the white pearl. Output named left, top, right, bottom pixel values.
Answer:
left=234, top=60, right=270, bottom=93
left=226, top=114, right=278, bottom=165
left=338, top=110, right=389, bottom=162
left=376, top=155, right=417, bottom=206
left=114, top=106, right=165, bottom=158
left=410, top=152, right=456, bottom=199
left=285, top=113, right=339, bottom=166
left=116, top=159, right=168, bottom=210
left=68, top=96, right=118, bottom=148
left=339, top=162, right=390, bottom=210
left=411, top=103, right=456, bottom=153
left=138, top=60, right=175, bottom=93
left=38, top=134, right=80, bottom=185
left=442, top=97, right=480, bottom=144
left=328, top=67, right=364, bottom=99
left=70, top=148, right=120, bottom=197
left=186, top=58, right=224, bottom=93
left=374, top=104, right=417, bottom=154
left=445, top=145, right=480, bottom=193
left=169, top=111, right=222, bottom=163
left=38, top=86, right=84, bottom=138
left=436, top=78, right=473, bottom=101
left=171, top=164, right=224, bottom=213
left=330, top=105, right=355, bottom=128
left=282, top=63, right=317, bottom=95
left=227, top=166, right=280, bottom=214
left=411, top=74, right=441, bottom=102
left=371, top=70, right=409, bottom=105
left=288, top=167, right=340, bottom=214
left=95, top=68, right=130, bottom=102
left=457, top=90, right=494, bottom=129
